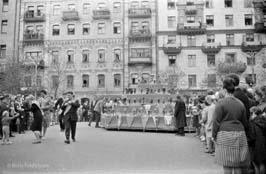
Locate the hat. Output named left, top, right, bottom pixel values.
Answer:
left=0, top=95, right=9, bottom=100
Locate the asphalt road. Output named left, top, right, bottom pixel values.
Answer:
left=0, top=122, right=222, bottom=174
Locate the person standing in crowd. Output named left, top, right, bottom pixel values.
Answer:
left=1, top=111, right=19, bottom=145
left=38, top=90, right=53, bottom=139
left=249, top=106, right=266, bottom=174
left=174, top=95, right=187, bottom=136
left=212, top=77, right=250, bottom=174
left=81, top=100, right=90, bottom=122
left=61, top=91, right=80, bottom=144
left=0, top=95, right=12, bottom=140
left=26, top=95, right=43, bottom=144
left=22, top=96, right=31, bottom=131
left=14, top=96, right=25, bottom=134
left=227, top=74, right=250, bottom=120
left=93, top=97, right=105, bottom=128
left=55, top=97, right=65, bottom=132
left=254, top=86, right=266, bottom=113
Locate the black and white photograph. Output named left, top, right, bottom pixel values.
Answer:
left=0, top=0, right=266, bottom=173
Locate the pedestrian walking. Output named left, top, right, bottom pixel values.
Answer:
left=212, top=77, right=250, bottom=174
left=174, top=95, right=187, bottom=136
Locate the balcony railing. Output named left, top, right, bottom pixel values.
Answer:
left=241, top=41, right=264, bottom=52
left=128, top=8, right=151, bottom=18
left=163, top=43, right=182, bottom=55
left=24, top=11, right=45, bottom=22
left=177, top=22, right=207, bottom=35
left=255, top=22, right=266, bottom=33
left=23, top=33, right=44, bottom=44
left=185, top=5, right=197, bottom=15
left=62, top=11, right=79, bottom=21
left=201, top=42, right=222, bottom=54
left=129, top=29, right=152, bottom=39
left=92, top=9, right=111, bottom=20
left=128, top=57, right=152, bottom=66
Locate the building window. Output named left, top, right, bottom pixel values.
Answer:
left=187, top=35, right=196, bottom=46
left=244, top=0, right=252, bottom=8
left=67, top=50, right=74, bottom=63
left=169, top=55, right=177, bottom=66
left=225, top=53, right=236, bottom=63
left=245, top=14, right=253, bottom=26
left=246, top=33, right=254, bottom=42
left=98, top=2, right=106, bottom=9
left=141, top=21, right=149, bottom=30
left=1, top=20, right=7, bottom=33
left=98, top=23, right=105, bottom=34
left=225, top=15, right=233, bottom=27
left=186, top=16, right=195, bottom=23
left=37, top=76, right=42, bottom=87
left=67, top=24, right=75, bottom=35
left=205, top=0, right=213, bottom=8
left=82, top=74, right=89, bottom=88
left=206, top=15, right=214, bottom=27
left=113, top=22, right=121, bottom=34
left=168, top=16, right=176, bottom=28
left=226, top=34, right=234, bottom=46
left=131, top=48, right=151, bottom=58
left=37, top=5, right=44, bottom=15
left=225, top=0, right=232, bottom=8
left=0, top=45, right=6, bottom=59
left=2, top=0, right=9, bottom=12
left=83, top=3, right=90, bottom=14
left=67, top=75, right=74, bottom=88
left=98, top=49, right=105, bottom=62
left=114, top=49, right=121, bottom=62
left=188, top=75, right=197, bottom=88
left=52, top=51, right=59, bottom=64
left=24, top=76, right=32, bottom=87
left=131, top=22, right=138, bottom=31
left=98, top=74, right=105, bottom=88
left=247, top=56, right=255, bottom=65
left=51, top=75, right=59, bottom=89
left=207, top=54, right=216, bottom=67
left=167, top=35, right=176, bottom=44
left=141, top=1, right=149, bottom=8
left=208, top=74, right=216, bottom=88
left=25, top=51, right=42, bottom=60
left=188, top=55, right=196, bottom=67
left=68, top=4, right=75, bottom=11
left=113, top=2, right=121, bottom=13
left=52, top=25, right=60, bottom=36
left=83, top=23, right=90, bottom=35
left=53, top=5, right=60, bottom=15
left=131, top=1, right=139, bottom=8
left=82, top=50, right=89, bottom=63
left=167, top=0, right=175, bottom=9
left=114, top=74, right=121, bottom=87
left=131, top=74, right=138, bottom=84
left=36, top=25, right=43, bottom=34
left=207, top=34, right=215, bottom=43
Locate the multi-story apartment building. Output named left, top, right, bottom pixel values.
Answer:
left=19, top=0, right=126, bottom=98
left=157, top=0, right=266, bottom=92
left=0, top=0, right=20, bottom=68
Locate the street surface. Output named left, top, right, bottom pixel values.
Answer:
left=0, top=123, right=222, bottom=174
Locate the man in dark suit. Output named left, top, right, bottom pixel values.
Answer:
left=61, top=92, right=80, bottom=144
left=174, top=95, right=187, bottom=136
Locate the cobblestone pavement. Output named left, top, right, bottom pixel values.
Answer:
left=0, top=123, right=222, bottom=174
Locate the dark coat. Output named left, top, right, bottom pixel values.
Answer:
left=174, top=99, right=187, bottom=129
left=234, top=88, right=250, bottom=120
left=28, top=103, right=43, bottom=132
left=62, top=100, right=80, bottom=122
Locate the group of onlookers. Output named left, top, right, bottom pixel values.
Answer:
left=189, top=74, right=266, bottom=174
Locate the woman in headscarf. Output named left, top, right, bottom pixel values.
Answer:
left=212, top=77, right=250, bottom=174
left=26, top=95, right=43, bottom=144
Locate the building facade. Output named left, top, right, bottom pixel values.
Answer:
left=0, top=0, right=20, bottom=68
left=157, top=0, right=266, bottom=91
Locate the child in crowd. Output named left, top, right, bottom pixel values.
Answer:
left=2, top=111, right=19, bottom=145
left=249, top=106, right=266, bottom=174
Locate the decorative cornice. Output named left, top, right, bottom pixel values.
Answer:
left=157, top=29, right=255, bottom=35
left=46, top=38, right=123, bottom=46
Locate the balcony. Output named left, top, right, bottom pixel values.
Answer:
left=253, top=0, right=265, bottom=8
left=163, top=43, right=182, bottom=55
left=255, top=22, right=266, bottom=33
left=128, top=57, right=152, bottom=66
left=185, top=5, right=197, bottom=15
left=241, top=41, right=264, bottom=53
left=201, top=42, right=222, bottom=54
left=23, top=33, right=44, bottom=45
left=62, top=11, right=79, bottom=21
left=129, top=29, right=152, bottom=39
left=128, top=8, right=151, bottom=18
left=177, top=22, right=207, bottom=35
left=24, top=11, right=45, bottom=22
left=92, top=9, right=111, bottom=20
